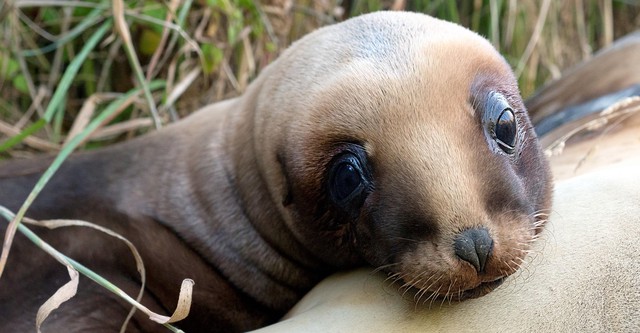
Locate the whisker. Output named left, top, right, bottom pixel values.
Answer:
left=414, top=273, right=438, bottom=302
left=371, top=262, right=401, bottom=274
left=402, top=271, right=428, bottom=298
left=417, top=274, right=443, bottom=306
left=383, top=273, right=400, bottom=287
left=441, top=279, right=456, bottom=308
left=427, top=285, right=444, bottom=308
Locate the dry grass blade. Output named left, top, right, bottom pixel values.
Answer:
left=145, top=0, right=180, bottom=81
left=164, top=67, right=201, bottom=108
left=16, top=86, right=48, bottom=129
left=64, top=94, right=118, bottom=145
left=23, top=217, right=148, bottom=333
left=90, top=118, right=154, bottom=141
left=0, top=206, right=191, bottom=332
left=515, top=0, right=552, bottom=78
left=112, top=0, right=162, bottom=129
left=0, top=119, right=60, bottom=151
left=36, top=266, right=79, bottom=333
left=489, top=0, right=500, bottom=47
left=148, top=279, right=194, bottom=324
left=68, top=91, right=148, bottom=146
left=0, top=207, right=81, bottom=333
left=601, top=0, right=613, bottom=47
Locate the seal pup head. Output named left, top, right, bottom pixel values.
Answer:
left=251, top=12, right=552, bottom=301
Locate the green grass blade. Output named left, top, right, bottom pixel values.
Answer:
left=20, top=80, right=166, bottom=214
left=20, top=6, right=106, bottom=57
left=0, top=119, right=46, bottom=152
left=0, top=20, right=112, bottom=153
left=41, top=20, right=111, bottom=122
left=0, top=80, right=166, bottom=279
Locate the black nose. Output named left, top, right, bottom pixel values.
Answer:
left=453, top=228, right=493, bottom=272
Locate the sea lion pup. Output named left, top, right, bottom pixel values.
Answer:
left=0, top=11, right=551, bottom=332
left=252, top=31, right=640, bottom=333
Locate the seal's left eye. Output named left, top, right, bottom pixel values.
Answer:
left=495, top=109, right=516, bottom=153
left=483, top=92, right=519, bottom=155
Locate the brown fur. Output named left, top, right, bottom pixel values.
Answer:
left=0, top=12, right=551, bottom=332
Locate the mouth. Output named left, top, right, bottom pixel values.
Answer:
left=398, top=274, right=507, bottom=304
left=448, top=277, right=506, bottom=301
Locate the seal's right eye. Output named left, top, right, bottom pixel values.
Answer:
left=328, top=150, right=371, bottom=209
left=332, top=161, right=362, bottom=202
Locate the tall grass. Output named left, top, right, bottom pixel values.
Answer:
left=1, top=1, right=638, bottom=156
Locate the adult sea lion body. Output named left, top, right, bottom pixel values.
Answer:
left=0, top=12, right=551, bottom=332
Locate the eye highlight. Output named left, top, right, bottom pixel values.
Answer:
left=483, top=92, right=519, bottom=155
left=495, top=108, right=516, bottom=153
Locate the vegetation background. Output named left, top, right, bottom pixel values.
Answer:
left=0, top=0, right=639, bottom=156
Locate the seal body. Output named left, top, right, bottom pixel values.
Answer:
left=0, top=12, right=551, bottom=332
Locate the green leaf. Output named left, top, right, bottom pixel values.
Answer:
left=0, top=54, right=19, bottom=79
left=265, top=42, right=277, bottom=53
left=41, top=7, right=59, bottom=25
left=206, top=0, right=221, bottom=7
left=227, top=9, right=244, bottom=44
left=142, top=4, right=168, bottom=34
left=140, top=29, right=162, bottom=56
left=142, top=4, right=167, bottom=20
left=12, top=75, right=28, bottom=94
left=201, top=43, right=223, bottom=74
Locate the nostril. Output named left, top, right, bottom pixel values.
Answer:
left=453, top=228, right=493, bottom=272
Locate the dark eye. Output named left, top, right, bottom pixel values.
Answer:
left=328, top=150, right=371, bottom=210
left=483, top=92, right=519, bottom=155
left=495, top=108, right=516, bottom=153
left=332, top=162, right=362, bottom=202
